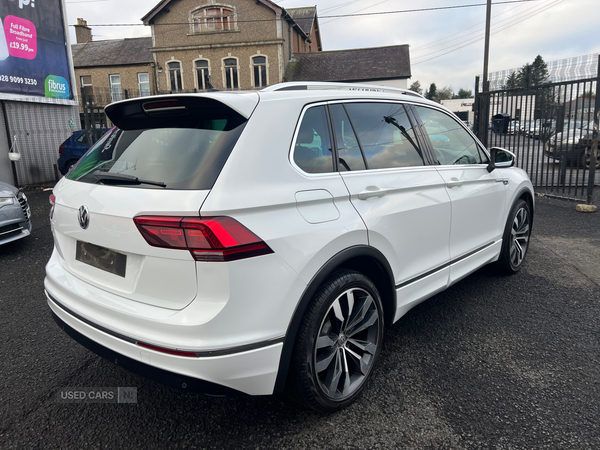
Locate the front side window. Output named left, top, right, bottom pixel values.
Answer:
left=293, top=106, right=333, bottom=174
left=192, top=7, right=235, bottom=33
left=414, top=106, right=487, bottom=165
left=109, top=74, right=121, bottom=102
left=223, top=58, right=239, bottom=89
left=138, top=73, right=150, bottom=97
left=195, top=60, right=210, bottom=90
left=345, top=102, right=424, bottom=169
left=330, top=104, right=366, bottom=171
left=252, top=56, right=267, bottom=88
left=168, top=61, right=183, bottom=92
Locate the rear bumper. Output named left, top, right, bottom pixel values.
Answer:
left=47, top=291, right=285, bottom=396
left=49, top=306, right=244, bottom=397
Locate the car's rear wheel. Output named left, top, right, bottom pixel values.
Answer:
left=287, top=270, right=384, bottom=412
left=497, top=199, right=531, bottom=273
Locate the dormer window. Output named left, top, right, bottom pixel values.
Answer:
left=191, top=6, right=236, bottom=33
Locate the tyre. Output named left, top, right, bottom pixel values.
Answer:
left=497, top=199, right=531, bottom=273
left=580, top=149, right=600, bottom=169
left=287, top=270, right=384, bottom=413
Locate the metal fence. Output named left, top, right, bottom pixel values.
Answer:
left=473, top=62, right=599, bottom=204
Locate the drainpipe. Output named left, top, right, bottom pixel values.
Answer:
left=1, top=101, right=18, bottom=187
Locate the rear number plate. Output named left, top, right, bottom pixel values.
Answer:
left=76, top=241, right=127, bottom=278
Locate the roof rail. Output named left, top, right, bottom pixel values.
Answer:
left=262, top=82, right=424, bottom=98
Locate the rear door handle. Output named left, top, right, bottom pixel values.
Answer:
left=446, top=177, right=463, bottom=188
left=358, top=186, right=388, bottom=200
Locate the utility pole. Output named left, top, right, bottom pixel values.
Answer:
left=482, top=0, right=492, bottom=92
left=478, top=0, right=492, bottom=148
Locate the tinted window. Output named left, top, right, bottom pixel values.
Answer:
left=345, top=102, right=424, bottom=169
left=293, top=106, right=334, bottom=174
left=330, top=104, right=366, bottom=171
left=68, top=121, right=246, bottom=190
left=414, top=106, right=487, bottom=165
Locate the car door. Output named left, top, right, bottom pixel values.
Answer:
left=411, top=105, right=508, bottom=284
left=331, top=101, right=452, bottom=321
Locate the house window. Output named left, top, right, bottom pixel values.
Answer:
left=223, top=58, right=239, bottom=89
left=192, top=6, right=235, bottom=33
left=252, top=56, right=267, bottom=88
left=168, top=61, right=183, bottom=92
left=109, top=74, right=121, bottom=102
left=195, top=60, right=210, bottom=90
left=138, top=73, right=150, bottom=96
left=80, top=75, right=94, bottom=104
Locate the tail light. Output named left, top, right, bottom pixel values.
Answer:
left=59, top=145, right=66, bottom=155
left=49, top=194, right=56, bottom=220
left=133, top=216, right=273, bottom=262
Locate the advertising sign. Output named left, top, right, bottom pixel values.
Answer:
left=0, top=0, right=72, bottom=99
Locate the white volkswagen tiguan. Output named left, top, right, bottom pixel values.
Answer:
left=45, top=82, right=533, bottom=412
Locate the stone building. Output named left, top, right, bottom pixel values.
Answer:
left=72, top=19, right=155, bottom=113
left=141, top=0, right=320, bottom=92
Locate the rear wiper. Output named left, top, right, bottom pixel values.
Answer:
left=92, top=171, right=166, bottom=187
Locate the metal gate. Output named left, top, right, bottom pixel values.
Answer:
left=473, top=64, right=599, bottom=204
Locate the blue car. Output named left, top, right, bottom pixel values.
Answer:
left=57, top=129, right=109, bottom=175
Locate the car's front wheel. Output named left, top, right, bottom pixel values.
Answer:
left=287, top=270, right=384, bottom=412
left=497, top=199, right=531, bottom=273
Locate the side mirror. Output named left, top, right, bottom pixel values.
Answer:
left=487, top=147, right=516, bottom=172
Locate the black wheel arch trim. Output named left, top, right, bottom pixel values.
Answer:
left=273, top=245, right=396, bottom=394
left=513, top=187, right=535, bottom=227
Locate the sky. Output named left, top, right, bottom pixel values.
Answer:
left=64, top=0, right=600, bottom=94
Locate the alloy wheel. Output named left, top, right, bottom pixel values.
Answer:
left=510, top=207, right=530, bottom=268
left=314, top=287, right=381, bottom=400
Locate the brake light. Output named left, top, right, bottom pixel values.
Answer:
left=49, top=194, right=56, bottom=220
left=133, top=216, right=273, bottom=262
left=59, top=145, right=66, bottom=155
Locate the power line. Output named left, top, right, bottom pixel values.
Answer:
left=69, top=0, right=542, bottom=27
left=412, top=0, right=562, bottom=66
left=412, top=0, right=556, bottom=60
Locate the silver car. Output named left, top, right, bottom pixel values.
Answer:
left=0, top=182, right=31, bottom=245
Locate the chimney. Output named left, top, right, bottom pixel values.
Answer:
left=75, top=18, right=92, bottom=43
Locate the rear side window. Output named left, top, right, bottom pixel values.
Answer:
left=330, top=104, right=366, bottom=171
left=413, top=106, right=487, bottom=165
left=345, top=102, right=424, bottom=169
left=293, top=106, right=334, bottom=174
left=68, top=120, right=246, bottom=190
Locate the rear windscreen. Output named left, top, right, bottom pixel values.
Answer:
left=68, top=120, right=246, bottom=190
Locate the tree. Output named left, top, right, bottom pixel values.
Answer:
left=453, top=88, right=473, bottom=99
left=435, top=85, right=454, bottom=102
left=502, top=71, right=519, bottom=90
left=530, top=55, right=550, bottom=86
left=409, top=81, right=422, bottom=95
left=506, top=55, right=550, bottom=90
left=425, top=83, right=437, bottom=100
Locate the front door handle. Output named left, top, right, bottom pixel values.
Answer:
left=358, top=186, right=388, bottom=200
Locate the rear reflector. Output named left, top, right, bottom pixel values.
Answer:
left=137, top=341, right=198, bottom=358
left=49, top=194, right=56, bottom=220
left=133, top=215, right=273, bottom=262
